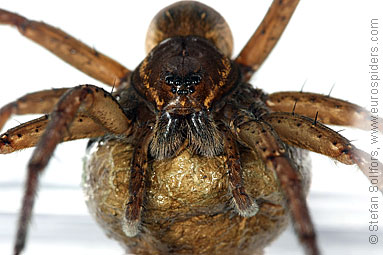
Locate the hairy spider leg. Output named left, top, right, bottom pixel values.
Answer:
left=263, top=112, right=383, bottom=191
left=0, top=88, right=69, bottom=131
left=0, top=9, right=130, bottom=87
left=266, top=91, right=383, bottom=133
left=0, top=114, right=106, bottom=154
left=235, top=0, right=300, bottom=82
left=3, top=85, right=132, bottom=255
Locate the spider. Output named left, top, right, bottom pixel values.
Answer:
left=0, top=0, right=382, bottom=255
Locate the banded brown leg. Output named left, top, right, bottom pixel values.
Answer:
left=266, top=91, right=383, bottom=132
left=10, top=84, right=132, bottom=255
left=263, top=112, right=383, bottom=191
left=235, top=0, right=300, bottom=81
left=0, top=88, right=69, bottom=131
left=0, top=114, right=106, bottom=154
left=0, top=9, right=130, bottom=87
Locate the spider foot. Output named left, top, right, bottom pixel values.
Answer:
left=123, top=199, right=143, bottom=237
left=122, top=217, right=140, bottom=237
left=231, top=187, right=259, bottom=217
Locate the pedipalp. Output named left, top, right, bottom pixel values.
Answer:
left=220, top=125, right=259, bottom=217
left=236, top=119, right=319, bottom=255
left=123, top=129, right=152, bottom=237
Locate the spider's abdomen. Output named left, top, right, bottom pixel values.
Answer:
left=145, top=1, right=233, bottom=57
left=83, top=138, right=310, bottom=255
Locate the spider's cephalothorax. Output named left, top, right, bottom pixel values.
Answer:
left=132, top=36, right=239, bottom=113
left=1, top=1, right=382, bottom=255
left=131, top=35, right=240, bottom=159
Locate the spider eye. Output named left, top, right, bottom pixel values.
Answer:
left=174, top=79, right=182, bottom=86
left=188, top=87, right=195, bottom=94
left=165, top=75, right=174, bottom=85
left=165, top=73, right=201, bottom=87
left=177, top=89, right=188, bottom=95
left=184, top=79, right=192, bottom=86
left=190, top=74, right=201, bottom=85
left=165, top=72, right=201, bottom=95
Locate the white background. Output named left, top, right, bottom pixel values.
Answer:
left=0, top=0, right=382, bottom=254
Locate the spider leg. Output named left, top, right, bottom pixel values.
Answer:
left=0, top=88, right=69, bottom=131
left=11, top=84, right=132, bottom=255
left=236, top=120, right=319, bottom=255
left=0, top=114, right=106, bottom=154
left=235, top=0, right=300, bottom=82
left=219, top=125, right=259, bottom=216
left=123, top=130, right=152, bottom=237
left=266, top=91, right=383, bottom=132
left=0, top=9, right=130, bottom=87
left=263, top=112, right=383, bottom=191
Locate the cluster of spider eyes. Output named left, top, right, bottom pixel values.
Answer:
left=164, top=73, right=202, bottom=95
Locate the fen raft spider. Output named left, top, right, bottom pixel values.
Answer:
left=0, top=1, right=382, bottom=255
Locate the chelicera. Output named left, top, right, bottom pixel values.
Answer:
left=0, top=1, right=382, bottom=255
